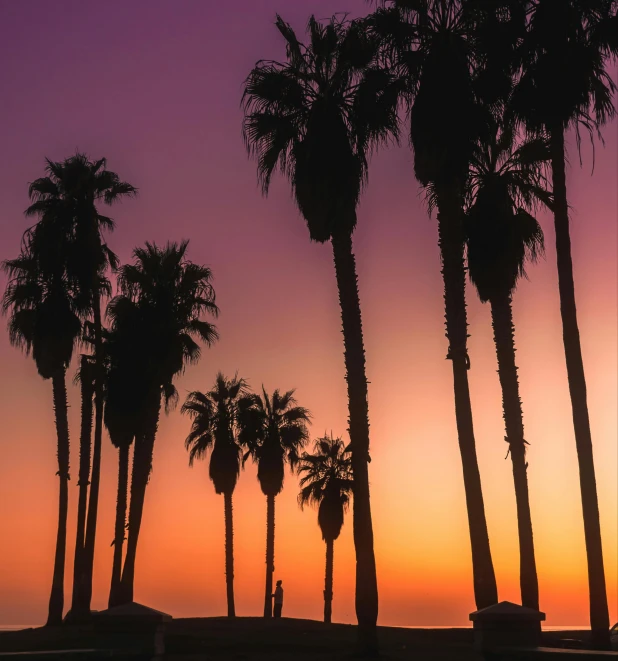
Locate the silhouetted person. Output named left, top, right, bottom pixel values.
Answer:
left=273, top=580, right=284, bottom=618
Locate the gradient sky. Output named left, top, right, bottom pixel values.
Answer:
left=0, top=1, right=616, bottom=628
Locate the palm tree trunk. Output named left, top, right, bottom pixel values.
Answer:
left=69, top=358, right=93, bottom=618
left=324, top=539, right=334, bottom=624
left=549, top=126, right=609, bottom=648
left=118, top=399, right=160, bottom=605
left=80, top=290, right=104, bottom=615
left=263, top=494, right=275, bottom=618
left=331, top=231, right=378, bottom=654
left=109, top=443, right=130, bottom=608
left=490, top=294, right=539, bottom=610
left=224, top=492, right=236, bottom=617
left=436, top=186, right=498, bottom=610
left=47, top=369, right=70, bottom=626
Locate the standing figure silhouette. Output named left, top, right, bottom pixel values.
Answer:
left=273, top=580, right=284, bottom=618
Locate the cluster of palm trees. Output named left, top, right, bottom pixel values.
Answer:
left=241, top=0, right=617, bottom=652
left=182, top=376, right=311, bottom=619
left=182, top=373, right=354, bottom=627
left=2, top=155, right=219, bottom=625
left=2, top=0, right=616, bottom=655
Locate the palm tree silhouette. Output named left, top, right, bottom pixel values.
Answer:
left=242, top=15, right=400, bottom=648
left=369, top=0, right=500, bottom=609
left=511, top=1, right=617, bottom=644
left=182, top=373, right=249, bottom=617
left=298, top=434, right=353, bottom=624
left=113, top=241, right=218, bottom=605
left=2, top=247, right=81, bottom=626
left=237, top=387, right=310, bottom=618
left=25, top=154, right=136, bottom=618
left=104, top=299, right=145, bottom=608
left=465, top=122, right=551, bottom=611
left=73, top=353, right=96, bottom=611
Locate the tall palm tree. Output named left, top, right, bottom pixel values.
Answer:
left=237, top=387, right=310, bottom=619
left=465, top=122, right=551, bottom=610
left=112, top=241, right=219, bottom=605
left=2, top=247, right=81, bottom=626
left=511, top=1, right=617, bottom=644
left=103, top=300, right=144, bottom=608
left=368, top=0, right=503, bottom=609
left=298, top=434, right=353, bottom=624
left=182, top=373, right=248, bottom=617
left=242, top=15, right=401, bottom=649
left=71, top=354, right=96, bottom=616
left=25, top=153, right=136, bottom=618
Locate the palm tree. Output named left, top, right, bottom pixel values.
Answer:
left=182, top=373, right=248, bottom=617
left=112, top=241, right=219, bottom=605
left=510, top=1, right=617, bottom=644
left=465, top=122, right=551, bottom=610
left=242, top=15, right=401, bottom=648
left=25, top=153, right=136, bottom=618
left=71, top=354, right=96, bottom=616
left=103, top=300, right=144, bottom=608
left=297, top=435, right=353, bottom=624
left=2, top=247, right=81, bottom=626
left=237, top=387, right=310, bottom=619
left=368, top=0, right=502, bottom=609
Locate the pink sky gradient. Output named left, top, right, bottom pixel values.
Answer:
left=0, top=1, right=615, bottom=628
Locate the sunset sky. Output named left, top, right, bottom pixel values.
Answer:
left=0, top=1, right=615, bottom=629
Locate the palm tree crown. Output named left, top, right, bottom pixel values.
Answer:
left=2, top=248, right=81, bottom=380
left=466, top=123, right=548, bottom=302
left=298, top=435, right=353, bottom=543
left=242, top=13, right=401, bottom=243
left=238, top=387, right=311, bottom=496
left=25, top=153, right=136, bottom=302
left=112, top=240, right=219, bottom=403
left=511, top=0, right=617, bottom=133
left=182, top=373, right=248, bottom=495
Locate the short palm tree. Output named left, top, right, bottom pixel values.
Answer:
left=113, top=241, right=218, bottom=605
left=2, top=247, right=81, bottom=626
left=237, top=387, right=310, bottom=618
left=369, top=0, right=502, bottom=609
left=511, top=2, right=617, bottom=644
left=25, top=153, right=136, bottom=618
left=465, top=122, right=551, bottom=611
left=242, top=15, right=400, bottom=648
left=182, top=373, right=248, bottom=618
left=298, top=435, right=353, bottom=624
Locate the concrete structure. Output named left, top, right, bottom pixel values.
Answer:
left=470, top=601, right=545, bottom=652
left=94, top=602, right=172, bottom=660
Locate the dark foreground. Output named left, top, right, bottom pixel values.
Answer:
left=0, top=617, right=595, bottom=660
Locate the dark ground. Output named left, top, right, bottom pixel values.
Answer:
left=0, top=617, right=594, bottom=660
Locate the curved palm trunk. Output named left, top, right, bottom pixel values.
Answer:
left=117, top=399, right=160, bottom=605
left=80, top=292, right=104, bottom=616
left=324, top=539, right=334, bottom=624
left=47, top=369, right=70, bottom=626
left=550, top=127, right=609, bottom=648
left=436, top=187, right=498, bottom=610
left=70, top=360, right=93, bottom=618
left=263, top=494, right=275, bottom=618
left=109, top=443, right=130, bottom=608
left=224, top=492, right=236, bottom=617
left=331, top=232, right=378, bottom=654
left=490, top=294, right=539, bottom=610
